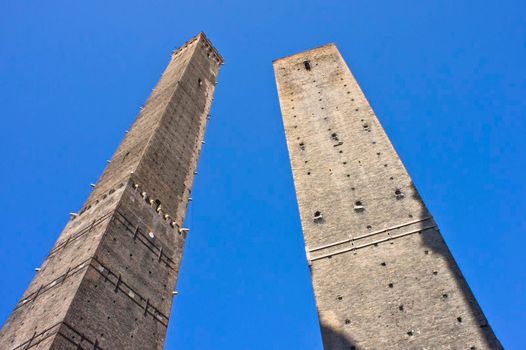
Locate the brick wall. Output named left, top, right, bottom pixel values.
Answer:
left=273, top=44, right=501, bottom=350
left=0, top=32, right=222, bottom=350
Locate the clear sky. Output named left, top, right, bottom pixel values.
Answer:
left=0, top=1, right=524, bottom=349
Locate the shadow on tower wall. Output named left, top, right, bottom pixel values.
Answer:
left=320, top=321, right=359, bottom=350
left=414, top=183, right=503, bottom=349
left=314, top=184, right=503, bottom=350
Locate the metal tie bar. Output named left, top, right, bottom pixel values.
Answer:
left=308, top=216, right=432, bottom=253
left=311, top=225, right=437, bottom=262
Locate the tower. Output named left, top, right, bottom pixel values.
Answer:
left=273, top=44, right=501, bottom=349
left=0, top=33, right=222, bottom=349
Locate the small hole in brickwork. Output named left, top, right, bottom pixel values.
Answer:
left=198, top=78, right=202, bottom=86
left=344, top=319, right=351, bottom=325
left=307, top=172, right=311, bottom=175
left=299, top=142, right=305, bottom=151
left=367, top=225, right=372, bottom=229
left=331, top=133, right=339, bottom=141
left=442, top=293, right=449, bottom=299
left=381, top=262, right=386, bottom=266
left=395, top=189, right=404, bottom=199
left=313, top=211, right=323, bottom=222
left=337, top=295, right=343, bottom=301
left=457, top=317, right=462, bottom=323
left=399, top=304, right=404, bottom=311
left=433, top=271, right=438, bottom=275
left=407, top=330, right=413, bottom=336
left=303, top=61, right=311, bottom=71
left=388, top=283, right=394, bottom=288
left=424, top=250, right=429, bottom=255
left=354, top=201, right=364, bottom=212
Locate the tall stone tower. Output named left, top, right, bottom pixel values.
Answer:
left=273, top=44, right=501, bottom=349
left=0, top=33, right=222, bottom=349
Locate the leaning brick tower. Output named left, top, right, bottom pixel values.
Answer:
left=0, top=32, right=222, bottom=349
left=273, top=44, right=501, bottom=349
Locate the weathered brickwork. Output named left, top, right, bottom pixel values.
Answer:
left=273, top=44, right=502, bottom=349
left=0, top=32, right=222, bottom=349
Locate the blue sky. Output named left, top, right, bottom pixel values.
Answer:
left=0, top=1, right=524, bottom=349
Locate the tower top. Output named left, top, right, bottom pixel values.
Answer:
left=272, top=42, right=336, bottom=64
left=172, top=31, right=224, bottom=65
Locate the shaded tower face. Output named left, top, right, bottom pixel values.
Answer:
left=273, top=45, right=501, bottom=349
left=0, top=33, right=222, bottom=349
